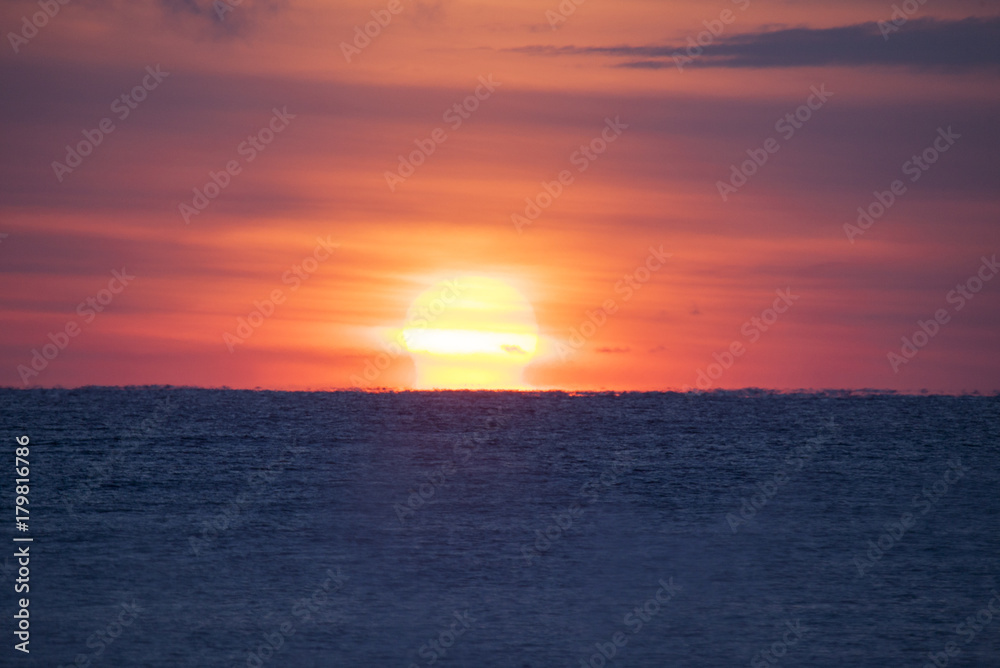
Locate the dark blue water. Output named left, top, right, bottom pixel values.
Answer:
left=0, top=388, right=998, bottom=667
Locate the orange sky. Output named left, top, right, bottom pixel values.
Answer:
left=1, top=0, right=999, bottom=392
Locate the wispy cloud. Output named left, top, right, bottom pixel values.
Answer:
left=121, top=0, right=287, bottom=36
left=513, top=17, right=1000, bottom=71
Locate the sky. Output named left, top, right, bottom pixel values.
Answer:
left=1, top=0, right=999, bottom=392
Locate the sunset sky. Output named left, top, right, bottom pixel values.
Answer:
left=1, top=0, right=998, bottom=392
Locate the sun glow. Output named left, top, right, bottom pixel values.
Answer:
left=399, top=276, right=539, bottom=389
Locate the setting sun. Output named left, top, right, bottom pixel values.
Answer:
left=399, top=276, right=539, bottom=389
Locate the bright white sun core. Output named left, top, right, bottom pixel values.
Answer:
left=397, top=276, right=539, bottom=390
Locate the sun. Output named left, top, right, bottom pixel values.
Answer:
left=398, top=276, right=539, bottom=389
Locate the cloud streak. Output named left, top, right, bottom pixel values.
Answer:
left=515, top=17, right=1000, bottom=71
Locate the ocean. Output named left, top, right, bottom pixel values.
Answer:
left=1, top=388, right=998, bottom=667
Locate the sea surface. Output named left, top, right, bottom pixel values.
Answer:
left=0, top=388, right=998, bottom=667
